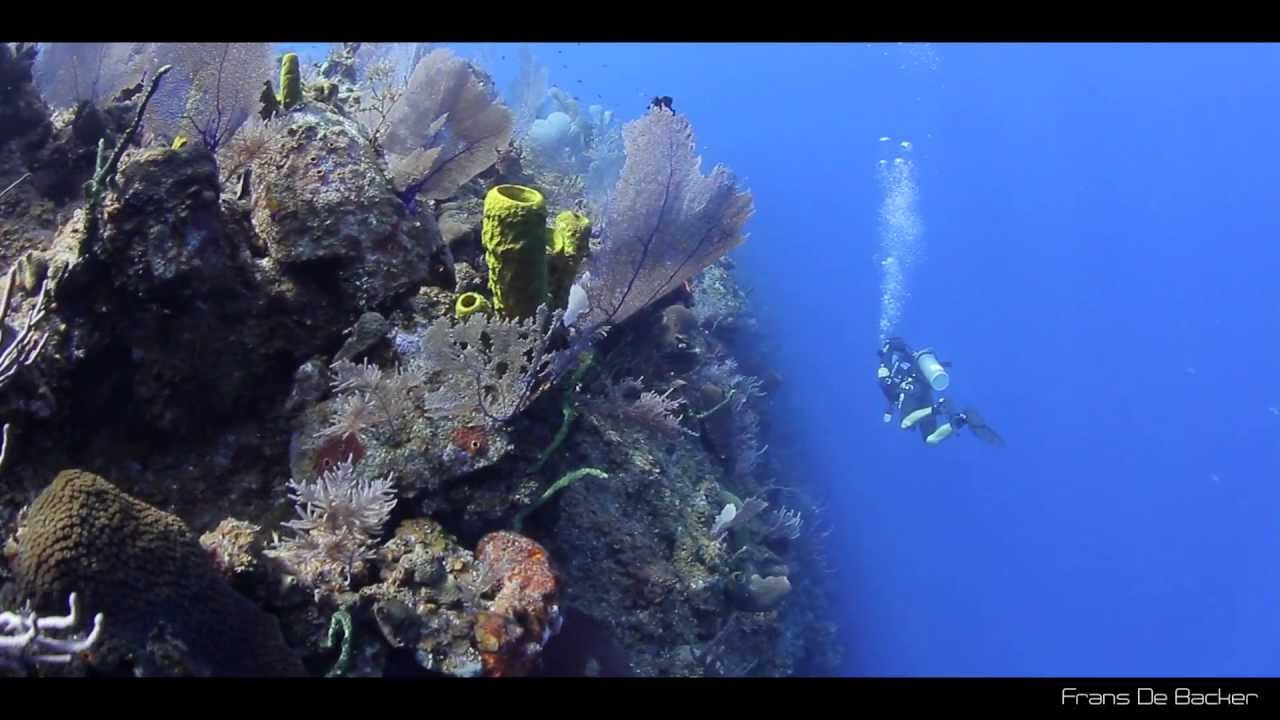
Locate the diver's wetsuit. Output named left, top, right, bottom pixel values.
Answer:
left=877, top=337, right=922, bottom=426
left=898, top=372, right=940, bottom=442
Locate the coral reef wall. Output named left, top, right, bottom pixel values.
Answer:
left=0, top=42, right=840, bottom=677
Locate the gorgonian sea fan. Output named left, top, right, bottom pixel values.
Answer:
left=382, top=48, right=513, bottom=208
left=571, top=106, right=754, bottom=332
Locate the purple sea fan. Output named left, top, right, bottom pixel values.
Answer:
left=570, top=107, right=754, bottom=332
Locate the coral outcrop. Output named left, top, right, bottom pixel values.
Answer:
left=13, top=470, right=304, bottom=676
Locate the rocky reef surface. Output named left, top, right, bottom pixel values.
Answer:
left=0, top=42, right=842, bottom=677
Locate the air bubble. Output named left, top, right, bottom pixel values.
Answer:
left=876, top=140, right=925, bottom=341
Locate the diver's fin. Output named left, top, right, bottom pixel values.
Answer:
left=961, top=408, right=1005, bottom=447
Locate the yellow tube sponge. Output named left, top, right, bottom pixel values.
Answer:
left=455, top=291, right=492, bottom=320
left=279, top=53, right=303, bottom=110
left=546, top=210, right=592, bottom=308
left=482, top=184, right=548, bottom=318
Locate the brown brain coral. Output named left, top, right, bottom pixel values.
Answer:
left=15, top=469, right=304, bottom=676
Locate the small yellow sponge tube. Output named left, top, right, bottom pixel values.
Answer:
left=455, top=291, right=492, bottom=320
left=547, top=210, right=592, bottom=308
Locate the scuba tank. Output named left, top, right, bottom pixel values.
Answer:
left=914, top=348, right=950, bottom=392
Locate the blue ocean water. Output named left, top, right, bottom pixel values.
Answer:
left=281, top=42, right=1280, bottom=676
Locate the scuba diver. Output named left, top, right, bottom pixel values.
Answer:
left=876, top=336, right=1005, bottom=447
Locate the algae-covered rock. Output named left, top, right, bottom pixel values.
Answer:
left=248, top=104, right=441, bottom=308
left=659, top=303, right=702, bottom=370
left=14, top=470, right=304, bottom=676
left=537, top=408, right=729, bottom=677
left=40, top=144, right=349, bottom=438
left=358, top=518, right=485, bottom=677
left=95, top=145, right=234, bottom=299
left=25, top=101, right=132, bottom=204
left=334, top=311, right=390, bottom=363
left=3, top=132, right=453, bottom=525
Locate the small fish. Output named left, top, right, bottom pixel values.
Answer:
left=1269, top=406, right=1280, bottom=416
left=1209, top=473, right=1222, bottom=485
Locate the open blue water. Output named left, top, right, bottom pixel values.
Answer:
left=281, top=42, right=1280, bottom=676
